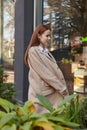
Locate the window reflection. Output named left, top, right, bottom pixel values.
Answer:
left=43, top=0, right=86, bottom=51
left=3, top=0, right=15, bottom=83
left=43, top=0, right=87, bottom=95
left=43, top=0, right=71, bottom=51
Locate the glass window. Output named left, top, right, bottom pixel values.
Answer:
left=43, top=0, right=87, bottom=94
left=1, top=0, right=15, bottom=83
left=43, top=0, right=83, bottom=51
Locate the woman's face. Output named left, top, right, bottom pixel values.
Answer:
left=38, top=29, right=51, bottom=48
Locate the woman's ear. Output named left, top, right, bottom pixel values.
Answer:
left=38, top=34, right=40, bottom=39
left=38, top=34, right=41, bottom=41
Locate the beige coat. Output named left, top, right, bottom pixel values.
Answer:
left=28, top=46, right=68, bottom=113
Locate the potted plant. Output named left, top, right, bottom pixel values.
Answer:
left=0, top=65, right=15, bottom=102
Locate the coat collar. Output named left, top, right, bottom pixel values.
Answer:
left=38, top=45, right=49, bottom=55
left=38, top=45, right=56, bottom=63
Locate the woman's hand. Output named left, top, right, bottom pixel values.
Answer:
left=62, top=89, right=68, bottom=96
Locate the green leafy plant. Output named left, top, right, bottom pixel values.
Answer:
left=36, top=93, right=87, bottom=129
left=0, top=93, right=87, bottom=130
left=0, top=65, right=15, bottom=102
left=0, top=95, right=80, bottom=130
left=82, top=36, right=87, bottom=43
left=81, top=36, right=87, bottom=46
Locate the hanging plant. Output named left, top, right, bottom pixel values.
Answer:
left=81, top=36, right=87, bottom=46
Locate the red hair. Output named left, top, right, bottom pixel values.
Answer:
left=24, top=24, right=50, bottom=66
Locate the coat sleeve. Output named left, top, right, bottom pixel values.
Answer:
left=28, top=48, right=67, bottom=93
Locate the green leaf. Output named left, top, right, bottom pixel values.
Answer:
left=20, top=122, right=32, bottom=130
left=0, top=98, right=15, bottom=112
left=57, top=94, right=78, bottom=107
left=0, top=113, right=16, bottom=129
left=30, top=112, right=46, bottom=120
left=1, top=124, right=16, bottom=130
left=48, top=116, right=80, bottom=128
left=54, top=125, right=64, bottom=130
left=36, top=94, right=54, bottom=112
left=0, top=111, right=6, bottom=119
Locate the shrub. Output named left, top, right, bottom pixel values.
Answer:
left=0, top=65, right=15, bottom=102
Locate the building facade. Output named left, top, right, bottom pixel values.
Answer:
left=0, top=0, right=87, bottom=104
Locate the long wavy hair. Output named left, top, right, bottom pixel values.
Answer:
left=24, top=24, right=50, bottom=66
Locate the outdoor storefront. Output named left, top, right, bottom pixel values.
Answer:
left=42, top=0, right=87, bottom=95
left=0, top=0, right=87, bottom=103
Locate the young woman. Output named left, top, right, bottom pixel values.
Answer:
left=24, top=24, right=69, bottom=113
